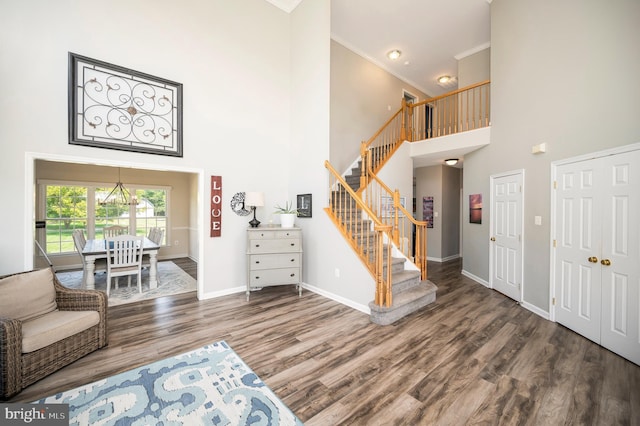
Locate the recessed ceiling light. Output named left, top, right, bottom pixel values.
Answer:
left=404, top=61, right=410, bottom=65
left=387, top=50, right=402, bottom=60
left=445, top=158, right=458, bottom=166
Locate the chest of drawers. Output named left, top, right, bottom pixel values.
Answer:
left=246, top=227, right=302, bottom=300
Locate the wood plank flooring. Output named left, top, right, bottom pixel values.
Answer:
left=9, top=259, right=640, bottom=425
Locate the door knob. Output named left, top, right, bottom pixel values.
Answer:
left=490, top=237, right=496, bottom=241
left=601, top=259, right=611, bottom=266
left=588, top=256, right=598, bottom=263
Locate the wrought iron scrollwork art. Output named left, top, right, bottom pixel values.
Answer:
left=69, top=53, right=183, bottom=157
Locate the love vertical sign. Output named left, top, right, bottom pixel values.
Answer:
left=211, top=176, right=222, bottom=237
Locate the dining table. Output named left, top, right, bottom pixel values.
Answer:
left=82, top=237, right=160, bottom=290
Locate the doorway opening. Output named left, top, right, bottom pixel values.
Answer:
left=25, top=152, right=204, bottom=300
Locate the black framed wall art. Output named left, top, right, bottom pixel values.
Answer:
left=297, top=193, right=312, bottom=218
left=68, top=53, right=183, bottom=157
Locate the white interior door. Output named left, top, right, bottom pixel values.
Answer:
left=554, top=160, right=603, bottom=343
left=599, top=151, right=640, bottom=365
left=553, top=148, right=640, bottom=365
left=490, top=171, right=523, bottom=301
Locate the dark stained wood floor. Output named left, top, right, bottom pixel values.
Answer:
left=9, top=259, right=640, bottom=425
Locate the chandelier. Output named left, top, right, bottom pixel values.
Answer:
left=99, top=168, right=138, bottom=206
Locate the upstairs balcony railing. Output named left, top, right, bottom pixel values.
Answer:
left=361, top=81, right=491, bottom=184
left=407, top=80, right=490, bottom=141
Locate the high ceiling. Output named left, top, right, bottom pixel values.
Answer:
left=265, top=0, right=491, bottom=96
left=330, top=0, right=491, bottom=96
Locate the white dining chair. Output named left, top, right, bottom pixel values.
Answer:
left=147, top=227, right=164, bottom=245
left=105, top=235, right=144, bottom=296
left=103, top=225, right=128, bottom=238
left=72, top=229, right=106, bottom=280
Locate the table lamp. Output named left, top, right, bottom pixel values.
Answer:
left=245, top=192, right=264, bottom=228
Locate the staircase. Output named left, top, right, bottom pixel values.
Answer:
left=339, top=166, right=437, bottom=326
left=369, top=255, right=437, bottom=326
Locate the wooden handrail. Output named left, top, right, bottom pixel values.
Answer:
left=409, top=80, right=490, bottom=140
left=364, top=170, right=428, bottom=280
left=325, top=160, right=393, bottom=307
left=412, top=79, right=490, bottom=108
left=364, top=107, right=403, bottom=148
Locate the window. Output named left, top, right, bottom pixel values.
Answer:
left=94, top=186, right=131, bottom=238
left=41, top=183, right=168, bottom=254
left=45, top=185, right=88, bottom=254
left=134, top=189, right=167, bottom=244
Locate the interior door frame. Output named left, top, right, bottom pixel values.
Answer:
left=402, top=89, right=418, bottom=140
left=24, top=151, right=205, bottom=299
left=489, top=169, right=525, bottom=302
left=549, top=142, right=640, bottom=322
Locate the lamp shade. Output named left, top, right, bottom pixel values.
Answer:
left=244, top=192, right=264, bottom=207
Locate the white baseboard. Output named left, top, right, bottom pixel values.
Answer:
left=426, top=254, right=461, bottom=263
left=199, top=286, right=245, bottom=300
left=198, top=283, right=371, bottom=317
left=521, top=301, right=550, bottom=320
left=301, top=283, right=371, bottom=315
left=460, top=270, right=550, bottom=321
left=461, top=269, right=490, bottom=287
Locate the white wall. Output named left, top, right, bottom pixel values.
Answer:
left=462, top=0, right=640, bottom=312
left=0, top=0, right=293, bottom=299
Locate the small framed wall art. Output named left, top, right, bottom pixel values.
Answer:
left=68, top=52, right=183, bottom=157
left=469, top=193, right=483, bottom=224
left=297, top=193, right=312, bottom=218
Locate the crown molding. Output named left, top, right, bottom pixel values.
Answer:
left=454, top=42, right=491, bottom=60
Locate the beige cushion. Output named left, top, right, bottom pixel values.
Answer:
left=0, top=268, right=57, bottom=321
left=21, top=310, right=100, bottom=353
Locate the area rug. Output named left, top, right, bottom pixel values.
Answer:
left=34, top=341, right=304, bottom=426
left=55, top=261, right=196, bottom=306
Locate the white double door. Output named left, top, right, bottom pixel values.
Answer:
left=553, top=148, right=640, bottom=365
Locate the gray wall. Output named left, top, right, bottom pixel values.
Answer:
left=458, top=48, right=490, bottom=88
left=462, top=0, right=640, bottom=312
left=441, top=166, right=461, bottom=259
left=415, top=165, right=461, bottom=261
left=330, top=40, right=427, bottom=174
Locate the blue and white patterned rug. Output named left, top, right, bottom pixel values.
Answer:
left=56, top=261, right=196, bottom=306
left=34, top=341, right=303, bottom=425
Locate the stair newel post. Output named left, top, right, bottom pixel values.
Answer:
left=415, top=224, right=427, bottom=281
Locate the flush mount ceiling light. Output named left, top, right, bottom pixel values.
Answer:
left=387, top=49, right=402, bottom=60
left=445, top=159, right=459, bottom=166
left=437, top=75, right=458, bottom=89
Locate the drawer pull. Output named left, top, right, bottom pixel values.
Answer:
left=290, top=243, right=295, bottom=246
left=290, top=259, right=295, bottom=262
left=255, top=244, right=260, bottom=248
left=255, top=261, right=260, bottom=264
left=255, top=276, right=260, bottom=280
left=290, top=273, right=295, bottom=277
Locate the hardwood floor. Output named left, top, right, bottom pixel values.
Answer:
left=9, top=259, right=640, bottom=425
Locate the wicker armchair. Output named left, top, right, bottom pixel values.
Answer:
left=0, top=268, right=108, bottom=399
